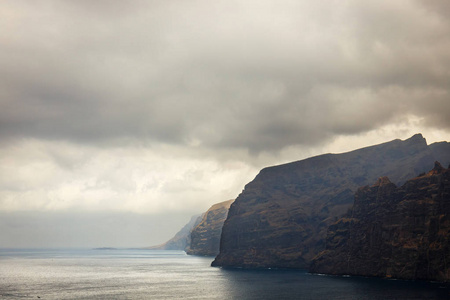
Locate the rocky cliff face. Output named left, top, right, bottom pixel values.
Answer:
left=212, top=134, right=449, bottom=269
left=310, top=162, right=450, bottom=282
left=187, top=199, right=233, bottom=256
left=147, top=214, right=203, bottom=251
left=148, top=199, right=233, bottom=254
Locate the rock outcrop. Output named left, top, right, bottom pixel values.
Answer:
left=212, top=134, right=450, bottom=269
left=310, top=162, right=450, bottom=282
left=147, top=214, right=203, bottom=251
left=187, top=199, right=234, bottom=256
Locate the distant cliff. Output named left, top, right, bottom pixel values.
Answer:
left=187, top=199, right=234, bottom=256
left=213, top=134, right=450, bottom=269
left=147, top=199, right=233, bottom=254
left=430, top=141, right=450, bottom=168
left=147, top=214, right=203, bottom=251
left=310, top=162, right=450, bottom=282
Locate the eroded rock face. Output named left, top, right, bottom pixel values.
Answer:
left=212, top=134, right=449, bottom=269
left=310, top=162, right=450, bottom=282
left=187, top=199, right=234, bottom=256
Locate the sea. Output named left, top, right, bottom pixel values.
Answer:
left=0, top=249, right=448, bottom=300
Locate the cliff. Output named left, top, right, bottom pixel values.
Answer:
left=147, top=214, right=203, bottom=251
left=310, top=162, right=450, bottom=282
left=147, top=199, right=233, bottom=253
left=212, top=134, right=449, bottom=269
left=187, top=199, right=234, bottom=256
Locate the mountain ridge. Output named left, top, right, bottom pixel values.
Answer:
left=212, top=134, right=450, bottom=269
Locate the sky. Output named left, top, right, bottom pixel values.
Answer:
left=1, top=0, right=450, bottom=248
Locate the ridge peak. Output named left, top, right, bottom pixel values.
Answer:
left=373, top=176, right=392, bottom=187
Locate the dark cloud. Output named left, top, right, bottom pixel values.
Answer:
left=2, top=0, right=450, bottom=247
left=419, top=0, right=450, bottom=16
left=1, top=0, right=449, bottom=154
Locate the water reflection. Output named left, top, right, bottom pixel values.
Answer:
left=0, top=249, right=448, bottom=300
left=217, top=267, right=450, bottom=300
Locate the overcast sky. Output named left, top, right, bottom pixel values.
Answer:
left=1, top=0, right=450, bottom=248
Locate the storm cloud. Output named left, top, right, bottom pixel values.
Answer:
left=1, top=0, right=450, bottom=247
left=2, top=0, right=450, bottom=149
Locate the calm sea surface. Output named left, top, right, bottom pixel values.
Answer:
left=0, top=249, right=448, bottom=299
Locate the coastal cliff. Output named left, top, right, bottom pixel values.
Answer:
left=212, top=134, right=449, bottom=269
left=310, top=162, right=450, bottom=282
left=148, top=199, right=233, bottom=254
left=187, top=199, right=234, bottom=256
left=147, top=214, right=203, bottom=251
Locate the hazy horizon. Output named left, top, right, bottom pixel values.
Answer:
left=1, top=0, right=450, bottom=248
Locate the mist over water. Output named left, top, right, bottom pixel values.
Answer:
left=0, top=249, right=448, bottom=299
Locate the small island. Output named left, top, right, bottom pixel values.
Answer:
left=93, top=247, right=118, bottom=250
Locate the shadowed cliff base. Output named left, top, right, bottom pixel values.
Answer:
left=310, top=162, right=450, bottom=282
left=212, top=134, right=450, bottom=269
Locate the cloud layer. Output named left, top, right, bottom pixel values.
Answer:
left=2, top=0, right=449, bottom=151
left=1, top=0, right=450, bottom=246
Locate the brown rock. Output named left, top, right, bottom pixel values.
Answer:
left=310, top=164, right=450, bottom=282
left=187, top=199, right=234, bottom=256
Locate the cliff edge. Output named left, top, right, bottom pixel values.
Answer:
left=213, top=134, right=448, bottom=269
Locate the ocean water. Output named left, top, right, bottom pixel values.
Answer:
left=0, top=249, right=448, bottom=300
